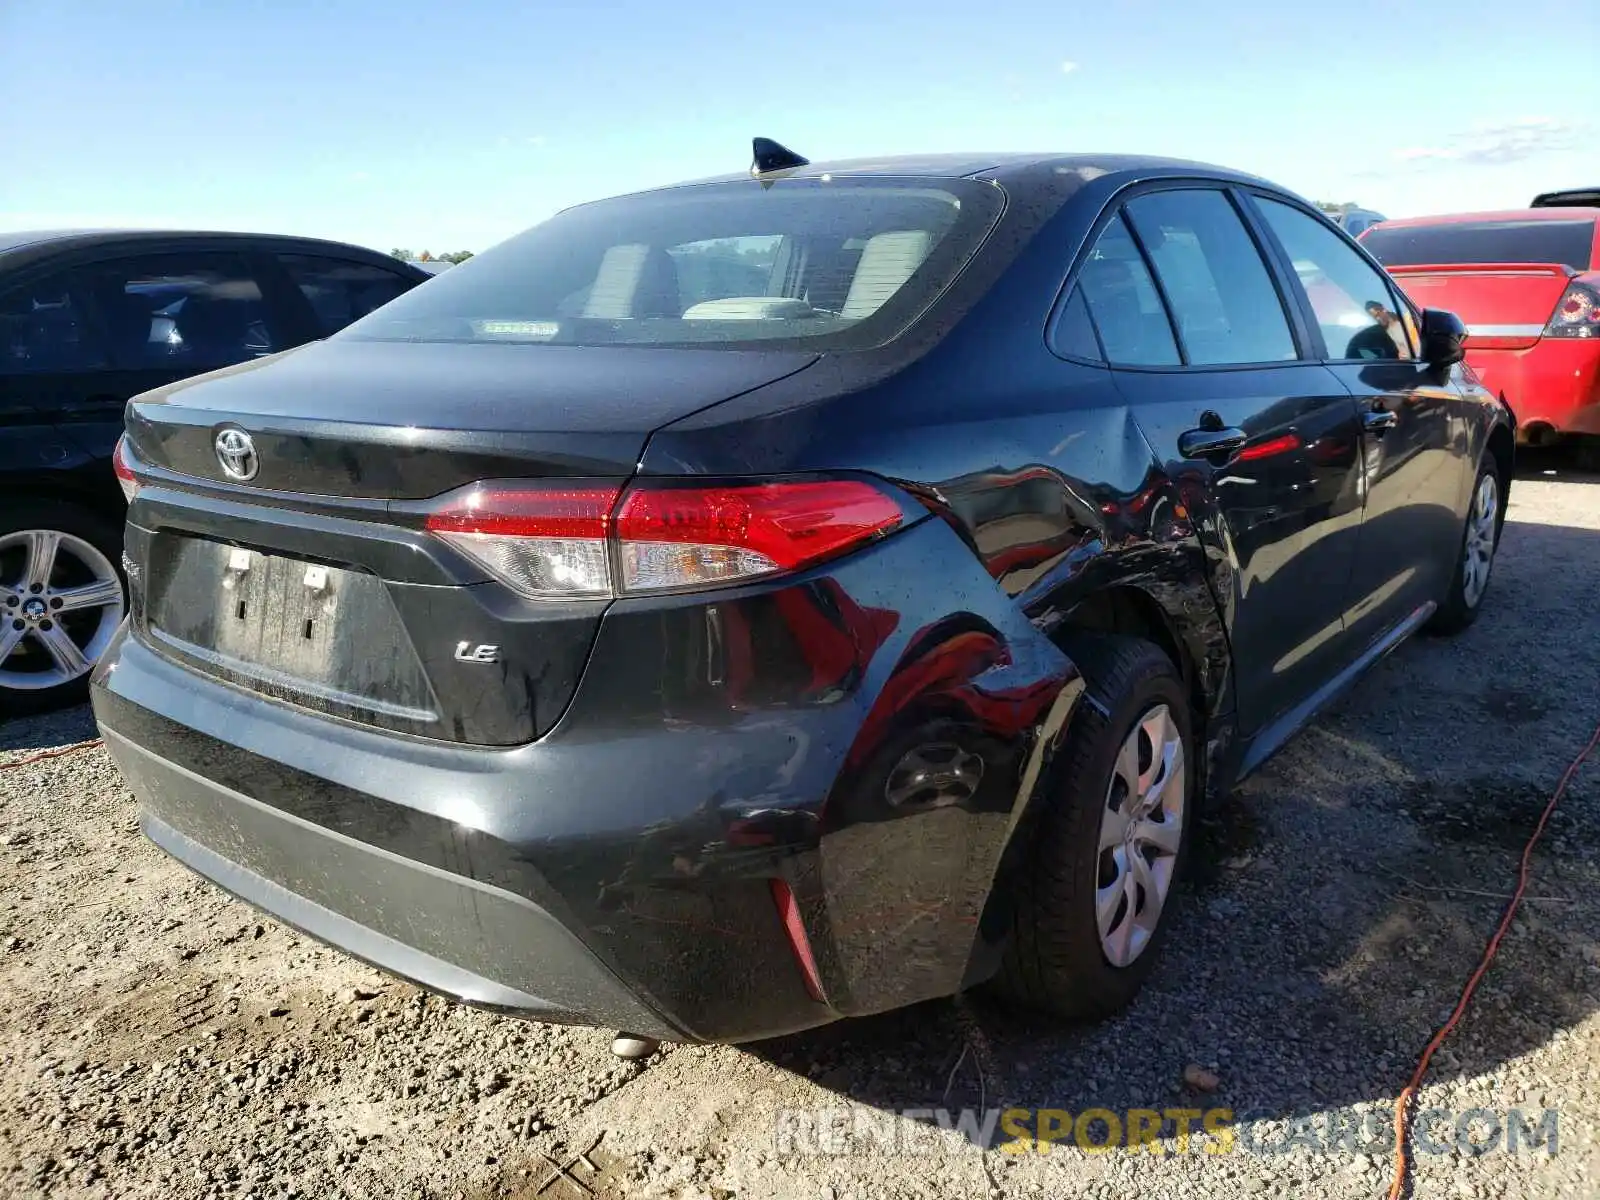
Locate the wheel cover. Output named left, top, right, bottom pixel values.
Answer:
left=1095, top=703, right=1186, bottom=968
left=0, top=530, right=125, bottom=692
left=1462, top=472, right=1499, bottom=608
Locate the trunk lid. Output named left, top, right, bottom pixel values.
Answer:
left=125, top=338, right=819, bottom=498
left=122, top=339, right=819, bottom=745
left=1385, top=262, right=1573, bottom=350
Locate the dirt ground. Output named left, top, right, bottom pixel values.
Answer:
left=3, top=450, right=1599, bottom=1200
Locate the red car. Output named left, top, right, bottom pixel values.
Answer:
left=1359, top=208, right=1600, bottom=460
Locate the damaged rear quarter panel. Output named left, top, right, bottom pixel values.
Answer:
left=630, top=227, right=1234, bottom=1014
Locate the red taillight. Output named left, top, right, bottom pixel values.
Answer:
left=425, top=483, right=620, bottom=599
left=1546, top=282, right=1600, bottom=338
left=424, top=477, right=903, bottom=600
left=616, top=480, right=902, bottom=593
left=112, top=435, right=139, bottom=503
left=425, top=484, right=619, bottom=539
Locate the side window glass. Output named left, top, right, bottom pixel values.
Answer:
left=0, top=277, right=108, bottom=374
left=1254, top=197, right=1415, bottom=362
left=1075, top=215, right=1180, bottom=366
left=1052, top=287, right=1102, bottom=360
left=1123, top=189, right=1298, bottom=366
left=81, top=254, right=281, bottom=370
left=279, top=255, right=417, bottom=335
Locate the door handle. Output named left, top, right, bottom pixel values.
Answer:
left=1363, top=407, right=1399, bottom=435
left=1178, top=426, right=1248, bottom=460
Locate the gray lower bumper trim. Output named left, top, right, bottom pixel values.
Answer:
left=103, top=727, right=682, bottom=1041
left=142, top=812, right=553, bottom=1013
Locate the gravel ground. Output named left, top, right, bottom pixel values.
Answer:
left=3, top=451, right=1599, bottom=1200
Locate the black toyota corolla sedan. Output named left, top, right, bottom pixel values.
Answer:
left=0, top=229, right=430, bottom=715
left=91, top=144, right=1513, bottom=1046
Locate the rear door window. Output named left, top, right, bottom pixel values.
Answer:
left=1073, top=214, right=1180, bottom=366
left=1123, top=189, right=1298, bottom=366
left=78, top=253, right=285, bottom=370
left=0, top=275, right=108, bottom=374
left=1361, top=219, right=1596, bottom=271
left=278, top=255, right=420, bottom=335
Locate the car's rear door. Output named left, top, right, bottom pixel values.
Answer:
left=0, top=270, right=121, bottom=500
left=1248, top=194, right=1465, bottom=649
left=1067, top=184, right=1367, bottom=737
left=272, top=252, right=424, bottom=337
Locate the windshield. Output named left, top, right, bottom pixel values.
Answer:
left=1361, top=219, right=1595, bottom=271
left=338, top=177, right=1005, bottom=352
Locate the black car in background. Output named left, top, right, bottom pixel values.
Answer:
left=94, top=147, right=1512, bottom=1044
left=0, top=230, right=429, bottom=713
left=1532, top=187, right=1600, bottom=208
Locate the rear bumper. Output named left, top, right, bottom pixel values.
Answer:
left=91, top=516, right=1081, bottom=1043
left=113, top=727, right=679, bottom=1039
left=1466, top=339, right=1600, bottom=435
left=92, top=633, right=807, bottom=1043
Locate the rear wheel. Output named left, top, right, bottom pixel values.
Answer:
left=0, top=499, right=127, bottom=717
left=994, top=636, right=1193, bottom=1020
left=1426, top=456, right=1503, bottom=636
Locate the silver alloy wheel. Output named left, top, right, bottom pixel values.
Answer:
left=0, top=530, right=125, bottom=692
left=1461, top=471, right=1499, bottom=608
left=1095, top=703, right=1186, bottom=968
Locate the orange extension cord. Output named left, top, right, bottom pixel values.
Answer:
left=1386, top=716, right=1600, bottom=1200
left=0, top=737, right=103, bottom=770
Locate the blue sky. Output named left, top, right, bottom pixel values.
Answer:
left=2, top=0, right=1593, bottom=254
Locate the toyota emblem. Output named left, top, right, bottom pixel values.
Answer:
left=214, top=428, right=259, bottom=482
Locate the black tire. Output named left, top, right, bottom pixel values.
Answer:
left=1573, top=436, right=1600, bottom=475
left=0, top=497, right=127, bottom=718
left=992, top=635, right=1194, bottom=1021
left=1425, top=454, right=1505, bottom=637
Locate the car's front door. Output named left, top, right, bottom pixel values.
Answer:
left=1069, top=186, right=1367, bottom=736
left=1247, top=195, right=1465, bottom=651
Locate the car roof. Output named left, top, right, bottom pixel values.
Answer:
left=1371, top=208, right=1600, bottom=230
left=0, top=228, right=423, bottom=276
left=1533, top=187, right=1600, bottom=208
left=0, top=229, right=132, bottom=253
left=638, top=151, right=1284, bottom=197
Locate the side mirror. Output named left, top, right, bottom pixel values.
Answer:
left=1420, top=308, right=1467, bottom=367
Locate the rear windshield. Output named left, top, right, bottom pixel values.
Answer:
left=1361, top=219, right=1595, bottom=271
left=338, top=177, right=1005, bottom=351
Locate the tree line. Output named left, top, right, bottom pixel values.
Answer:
left=389, top=249, right=475, bottom=264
